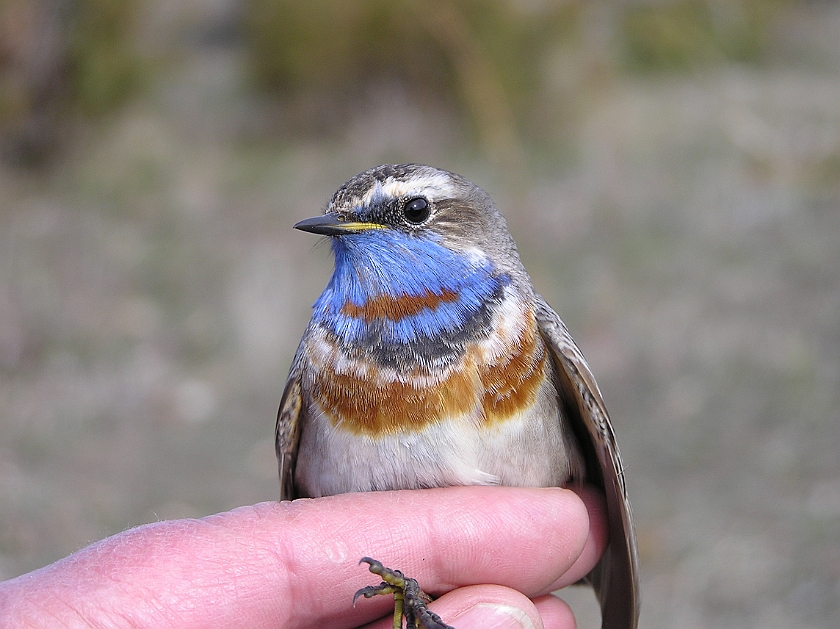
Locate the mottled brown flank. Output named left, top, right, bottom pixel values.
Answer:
left=480, top=310, right=546, bottom=421
left=313, top=308, right=547, bottom=435
left=341, top=289, right=459, bottom=322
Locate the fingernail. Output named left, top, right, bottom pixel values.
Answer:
left=452, top=602, right=538, bottom=629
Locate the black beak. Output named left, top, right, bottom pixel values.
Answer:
left=294, top=214, right=384, bottom=236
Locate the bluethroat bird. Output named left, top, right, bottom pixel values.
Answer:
left=277, top=164, right=639, bottom=629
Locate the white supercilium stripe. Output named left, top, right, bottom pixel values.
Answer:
left=359, top=172, right=458, bottom=206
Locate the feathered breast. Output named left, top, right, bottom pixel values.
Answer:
left=306, top=294, right=547, bottom=436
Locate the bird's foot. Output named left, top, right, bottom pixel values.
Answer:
left=354, top=557, right=455, bottom=629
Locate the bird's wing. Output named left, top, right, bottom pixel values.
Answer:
left=276, top=339, right=307, bottom=501
left=534, top=296, right=640, bottom=629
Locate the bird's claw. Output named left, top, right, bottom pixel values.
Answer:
left=354, top=557, right=455, bottom=629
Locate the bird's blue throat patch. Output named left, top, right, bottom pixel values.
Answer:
left=312, top=230, right=510, bottom=348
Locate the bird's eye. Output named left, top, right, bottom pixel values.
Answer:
left=403, top=197, right=430, bottom=224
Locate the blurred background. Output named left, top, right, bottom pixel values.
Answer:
left=1, top=0, right=839, bottom=627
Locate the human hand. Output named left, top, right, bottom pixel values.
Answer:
left=0, top=486, right=606, bottom=629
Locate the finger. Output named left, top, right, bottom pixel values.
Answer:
left=362, top=587, right=576, bottom=629
left=0, top=485, right=604, bottom=629
left=532, top=594, right=578, bottom=629
left=537, top=485, right=609, bottom=593
left=431, top=585, right=576, bottom=629
left=282, top=485, right=602, bottom=626
left=363, top=584, right=552, bottom=629
left=290, top=486, right=595, bottom=626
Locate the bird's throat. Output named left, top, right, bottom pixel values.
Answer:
left=312, top=232, right=510, bottom=354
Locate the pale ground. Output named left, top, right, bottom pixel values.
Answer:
left=1, top=3, right=839, bottom=628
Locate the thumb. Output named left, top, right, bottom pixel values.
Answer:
left=378, top=584, right=576, bottom=629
